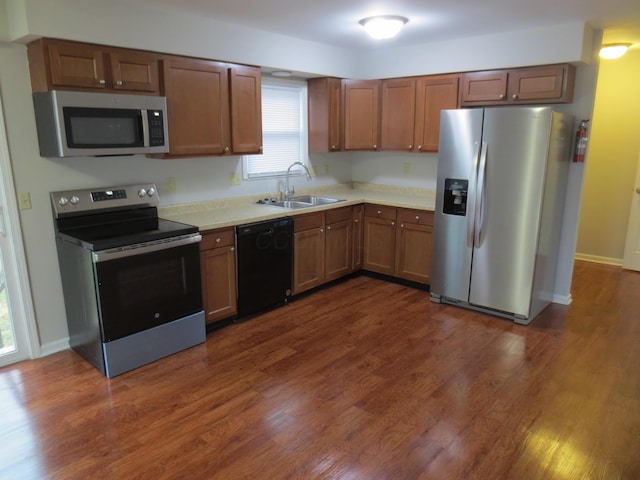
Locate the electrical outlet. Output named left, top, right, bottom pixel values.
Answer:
left=403, top=162, right=411, bottom=174
left=165, top=177, right=176, bottom=193
left=18, top=191, right=32, bottom=210
left=231, top=172, right=242, bottom=186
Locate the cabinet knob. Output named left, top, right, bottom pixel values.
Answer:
left=401, top=224, right=404, bottom=228
left=327, top=226, right=331, bottom=230
left=224, top=146, right=230, bottom=153
left=499, top=94, right=505, bottom=99
left=377, top=210, right=381, bottom=215
left=99, top=79, right=106, bottom=85
left=408, top=144, right=413, bottom=150
left=230, top=247, right=235, bottom=252
left=416, top=215, right=420, bottom=220
left=216, top=238, right=221, bottom=243
left=391, top=221, right=395, bottom=226
left=320, top=228, right=324, bottom=233
left=259, top=146, right=263, bottom=152
left=512, top=94, right=518, bottom=100
left=373, top=144, right=377, bottom=150
left=354, top=219, right=359, bottom=223
left=116, top=80, right=123, bottom=86
left=331, top=145, right=337, bottom=151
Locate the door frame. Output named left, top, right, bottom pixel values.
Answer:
left=622, top=151, right=640, bottom=271
left=0, top=94, right=39, bottom=366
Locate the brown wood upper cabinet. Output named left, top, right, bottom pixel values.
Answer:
left=308, top=77, right=342, bottom=153
left=28, top=38, right=159, bottom=94
left=460, top=64, right=575, bottom=106
left=160, top=57, right=262, bottom=157
left=343, top=79, right=381, bottom=151
left=380, top=74, right=459, bottom=153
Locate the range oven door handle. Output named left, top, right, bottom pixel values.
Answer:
left=92, top=233, right=202, bottom=263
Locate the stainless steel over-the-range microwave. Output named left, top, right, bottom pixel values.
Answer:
left=32, top=90, right=169, bottom=157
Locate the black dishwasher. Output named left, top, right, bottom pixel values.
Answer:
left=236, top=217, right=293, bottom=318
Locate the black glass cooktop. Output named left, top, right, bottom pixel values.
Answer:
left=55, top=206, right=198, bottom=251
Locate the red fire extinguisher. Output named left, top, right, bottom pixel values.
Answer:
left=573, top=119, right=590, bottom=163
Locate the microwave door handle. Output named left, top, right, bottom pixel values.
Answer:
left=141, top=110, right=150, bottom=147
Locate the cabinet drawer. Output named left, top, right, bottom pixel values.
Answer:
left=294, top=212, right=324, bottom=232
left=325, top=206, right=352, bottom=224
left=200, top=228, right=235, bottom=251
left=365, top=204, right=396, bottom=221
left=397, top=209, right=434, bottom=226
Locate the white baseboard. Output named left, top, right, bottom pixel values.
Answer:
left=552, top=293, right=572, bottom=305
left=38, top=337, right=70, bottom=358
left=574, top=253, right=623, bottom=266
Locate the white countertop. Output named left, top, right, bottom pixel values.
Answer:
left=159, top=183, right=436, bottom=232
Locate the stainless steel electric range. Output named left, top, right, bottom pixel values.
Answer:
left=51, top=183, right=205, bottom=378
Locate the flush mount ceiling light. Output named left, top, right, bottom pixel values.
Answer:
left=599, top=43, right=631, bottom=59
left=359, top=15, right=408, bottom=40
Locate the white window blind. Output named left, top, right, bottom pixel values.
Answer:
left=243, top=82, right=307, bottom=179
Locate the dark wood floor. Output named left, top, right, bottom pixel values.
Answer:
left=1, top=261, right=639, bottom=479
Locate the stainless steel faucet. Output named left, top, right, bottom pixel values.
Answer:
left=284, top=162, right=312, bottom=200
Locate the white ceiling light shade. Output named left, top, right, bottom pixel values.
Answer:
left=599, top=43, right=631, bottom=59
left=359, top=15, right=408, bottom=40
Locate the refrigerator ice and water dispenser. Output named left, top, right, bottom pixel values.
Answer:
left=442, top=178, right=468, bottom=216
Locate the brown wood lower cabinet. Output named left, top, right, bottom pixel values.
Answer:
left=200, top=228, right=237, bottom=325
left=293, top=206, right=354, bottom=295
left=395, top=209, right=434, bottom=284
left=363, top=204, right=434, bottom=284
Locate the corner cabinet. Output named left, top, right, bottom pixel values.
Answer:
left=380, top=74, right=459, bottom=153
left=200, top=228, right=237, bottom=325
left=460, top=64, right=575, bottom=106
left=363, top=204, right=434, bottom=285
left=27, top=38, right=159, bottom=94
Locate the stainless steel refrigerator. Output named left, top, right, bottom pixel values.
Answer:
left=430, top=107, right=573, bottom=324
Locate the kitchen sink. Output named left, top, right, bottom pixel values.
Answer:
left=262, top=195, right=345, bottom=209
left=290, top=195, right=344, bottom=205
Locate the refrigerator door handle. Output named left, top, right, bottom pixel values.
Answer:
left=474, top=141, right=488, bottom=245
left=467, top=142, right=481, bottom=247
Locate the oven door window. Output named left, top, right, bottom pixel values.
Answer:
left=63, top=107, right=144, bottom=148
left=95, top=243, right=202, bottom=341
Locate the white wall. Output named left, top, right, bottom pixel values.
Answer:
left=0, top=0, right=598, bottom=353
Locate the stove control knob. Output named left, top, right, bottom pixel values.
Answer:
left=138, top=188, right=147, bottom=197
left=147, top=187, right=156, bottom=197
left=58, top=196, right=69, bottom=207
left=70, top=195, right=80, bottom=205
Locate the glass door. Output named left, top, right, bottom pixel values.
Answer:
left=0, top=96, right=37, bottom=367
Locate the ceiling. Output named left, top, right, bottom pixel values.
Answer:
left=128, top=0, right=640, bottom=51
